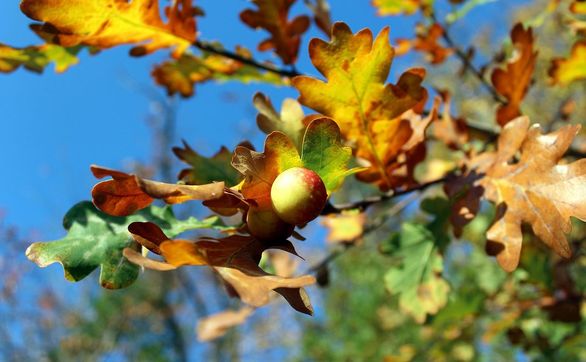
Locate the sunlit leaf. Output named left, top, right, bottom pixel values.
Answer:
left=26, top=202, right=223, bottom=289
left=0, top=43, right=80, bottom=73
left=20, top=0, right=199, bottom=57
left=548, top=41, right=586, bottom=85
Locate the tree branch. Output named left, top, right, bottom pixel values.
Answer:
left=321, top=176, right=447, bottom=215
left=193, top=39, right=301, bottom=78
left=430, top=13, right=505, bottom=104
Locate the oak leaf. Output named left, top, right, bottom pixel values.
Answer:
left=491, top=24, right=537, bottom=127
left=303, top=0, right=332, bottom=36
left=254, top=92, right=306, bottom=151
left=20, top=0, right=199, bottom=57
left=26, top=201, right=223, bottom=289
left=173, top=142, right=242, bottom=186
left=396, top=23, right=453, bottom=65
left=232, top=117, right=357, bottom=212
left=197, top=307, right=254, bottom=342
left=548, top=41, right=586, bottom=85
left=0, top=43, right=80, bottom=73
left=293, top=22, right=427, bottom=190
left=571, top=0, right=586, bottom=14
left=383, top=222, right=449, bottom=323
left=152, top=51, right=284, bottom=98
left=321, top=210, right=366, bottom=244
left=432, top=91, right=469, bottom=150
left=125, top=222, right=315, bottom=314
left=91, top=165, right=224, bottom=216
left=240, top=0, right=310, bottom=64
left=478, top=117, right=586, bottom=271
left=372, top=0, right=434, bottom=16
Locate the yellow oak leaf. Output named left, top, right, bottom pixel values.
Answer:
left=293, top=22, right=427, bottom=191
left=372, top=0, right=433, bottom=16
left=549, top=41, right=586, bottom=85
left=20, top=0, right=199, bottom=57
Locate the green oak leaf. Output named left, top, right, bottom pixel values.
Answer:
left=383, top=222, right=450, bottom=323
left=301, top=118, right=364, bottom=193
left=0, top=43, right=81, bottom=73
left=26, top=201, right=226, bottom=289
left=173, top=141, right=242, bottom=186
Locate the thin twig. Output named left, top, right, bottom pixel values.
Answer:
left=430, top=13, right=505, bottom=104
left=193, top=39, right=301, bottom=78
left=321, top=176, right=447, bottom=215
left=307, top=193, right=420, bottom=274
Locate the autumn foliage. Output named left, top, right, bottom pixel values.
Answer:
left=2, top=0, right=585, bottom=358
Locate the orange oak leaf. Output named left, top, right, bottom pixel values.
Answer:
left=125, top=222, right=315, bottom=314
left=254, top=92, right=306, bottom=151
left=293, top=22, right=427, bottom=191
left=548, top=41, right=586, bottom=85
left=433, top=90, right=469, bottom=150
left=197, top=307, right=254, bottom=342
left=396, top=23, right=453, bottom=65
left=91, top=165, right=224, bottom=217
left=491, top=24, right=537, bottom=127
left=20, top=0, right=199, bottom=57
left=240, top=0, right=310, bottom=64
left=478, top=117, right=586, bottom=271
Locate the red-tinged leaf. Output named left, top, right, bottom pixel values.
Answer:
left=91, top=165, right=224, bottom=216
left=126, top=223, right=315, bottom=313
left=491, top=24, right=537, bottom=127
left=304, top=0, right=332, bottom=36
left=240, top=0, right=310, bottom=64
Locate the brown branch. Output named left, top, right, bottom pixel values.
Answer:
left=193, top=39, right=301, bottom=78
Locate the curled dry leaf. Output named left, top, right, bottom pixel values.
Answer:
left=197, top=307, right=254, bottom=342
left=396, top=23, right=453, bottom=65
left=126, top=222, right=316, bottom=314
left=0, top=43, right=80, bottom=73
left=548, top=41, right=586, bottom=86
left=240, top=0, right=310, bottom=64
left=293, top=22, right=427, bottom=191
left=491, top=23, right=537, bottom=127
left=20, top=0, right=199, bottom=57
left=91, top=165, right=224, bottom=217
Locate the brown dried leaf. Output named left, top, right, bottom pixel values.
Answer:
left=91, top=165, right=224, bottom=216
left=479, top=117, right=586, bottom=271
left=433, top=90, right=469, bottom=149
left=396, top=23, right=453, bottom=65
